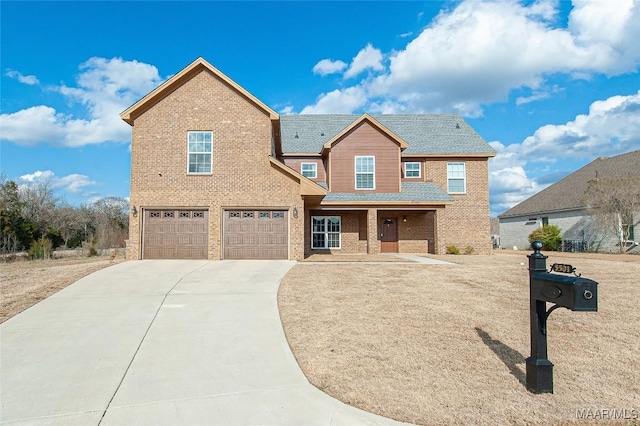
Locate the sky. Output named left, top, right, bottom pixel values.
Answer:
left=1, top=0, right=639, bottom=217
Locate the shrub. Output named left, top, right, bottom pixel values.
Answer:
left=528, top=224, right=562, bottom=251
left=464, top=245, right=475, bottom=255
left=446, top=245, right=460, bottom=255
left=29, top=237, right=53, bottom=260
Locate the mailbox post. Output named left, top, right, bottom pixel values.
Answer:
left=525, top=241, right=598, bottom=394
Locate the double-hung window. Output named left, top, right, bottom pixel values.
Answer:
left=312, top=216, right=341, bottom=249
left=404, top=162, right=421, bottom=178
left=355, top=156, right=375, bottom=189
left=301, top=162, right=317, bottom=178
left=447, top=162, right=466, bottom=193
left=187, top=131, right=213, bottom=174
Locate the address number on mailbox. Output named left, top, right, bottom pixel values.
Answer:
left=550, top=263, right=575, bottom=274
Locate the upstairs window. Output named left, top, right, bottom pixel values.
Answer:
left=301, top=162, right=317, bottom=178
left=447, top=162, right=466, bottom=193
left=187, top=131, right=213, bottom=174
left=404, top=162, right=421, bottom=178
left=355, top=156, right=375, bottom=189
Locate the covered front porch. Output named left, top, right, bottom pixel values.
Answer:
left=304, top=208, right=441, bottom=256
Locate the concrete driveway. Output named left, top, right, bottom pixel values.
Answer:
left=0, top=260, right=407, bottom=425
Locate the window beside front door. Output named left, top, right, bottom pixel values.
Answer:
left=355, top=156, right=375, bottom=190
left=301, top=162, right=317, bottom=178
left=187, top=131, right=213, bottom=174
left=312, top=216, right=341, bottom=249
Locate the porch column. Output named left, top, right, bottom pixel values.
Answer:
left=367, top=208, right=379, bottom=254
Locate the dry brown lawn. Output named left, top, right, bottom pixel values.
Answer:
left=279, top=251, right=640, bottom=425
left=0, top=256, right=124, bottom=323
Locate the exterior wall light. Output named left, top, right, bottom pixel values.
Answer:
left=292, top=207, right=298, bottom=218
left=132, top=206, right=138, bottom=217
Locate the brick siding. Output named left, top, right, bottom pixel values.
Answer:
left=128, top=69, right=304, bottom=260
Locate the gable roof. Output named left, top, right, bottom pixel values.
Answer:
left=121, top=57, right=278, bottom=125
left=321, top=113, right=408, bottom=154
left=499, top=150, right=640, bottom=218
left=280, top=114, right=495, bottom=156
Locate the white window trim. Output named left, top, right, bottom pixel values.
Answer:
left=301, top=162, right=317, bottom=179
left=404, top=162, right=421, bottom=178
left=447, top=162, right=466, bottom=194
left=311, top=216, right=341, bottom=249
left=355, top=155, right=375, bottom=190
left=187, top=131, right=213, bottom=175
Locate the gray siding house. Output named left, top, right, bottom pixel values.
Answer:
left=498, top=150, right=640, bottom=253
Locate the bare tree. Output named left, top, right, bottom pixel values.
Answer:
left=18, top=180, right=58, bottom=235
left=90, top=197, right=129, bottom=249
left=583, top=177, right=640, bottom=253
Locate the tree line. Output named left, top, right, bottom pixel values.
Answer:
left=1, top=176, right=129, bottom=259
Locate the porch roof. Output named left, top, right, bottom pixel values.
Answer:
left=317, top=182, right=454, bottom=204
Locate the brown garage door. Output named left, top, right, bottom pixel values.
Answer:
left=143, top=209, right=208, bottom=259
left=224, top=210, right=288, bottom=259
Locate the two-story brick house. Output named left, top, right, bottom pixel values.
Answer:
left=121, top=57, right=496, bottom=260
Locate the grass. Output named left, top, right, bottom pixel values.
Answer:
left=278, top=251, right=640, bottom=425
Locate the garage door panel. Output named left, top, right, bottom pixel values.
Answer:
left=143, top=209, right=208, bottom=259
left=224, top=210, right=288, bottom=260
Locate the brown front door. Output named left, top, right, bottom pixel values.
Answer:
left=380, top=218, right=398, bottom=253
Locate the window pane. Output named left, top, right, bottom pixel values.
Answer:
left=312, top=217, right=325, bottom=232
left=356, top=157, right=374, bottom=172
left=327, top=217, right=340, bottom=232
left=312, top=233, right=325, bottom=249
left=356, top=174, right=374, bottom=189
left=301, top=163, right=317, bottom=178
left=405, top=162, right=420, bottom=177
left=327, top=233, right=340, bottom=248
left=448, top=178, right=465, bottom=193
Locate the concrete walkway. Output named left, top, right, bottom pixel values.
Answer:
left=392, top=254, right=456, bottom=265
left=0, top=260, right=409, bottom=425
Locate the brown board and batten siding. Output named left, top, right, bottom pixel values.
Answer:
left=282, top=158, right=326, bottom=182
left=329, top=122, right=401, bottom=193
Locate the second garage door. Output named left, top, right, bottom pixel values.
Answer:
left=224, top=210, right=288, bottom=259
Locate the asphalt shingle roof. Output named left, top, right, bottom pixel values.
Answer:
left=319, top=182, right=454, bottom=203
left=498, top=150, right=640, bottom=218
left=280, top=114, right=496, bottom=156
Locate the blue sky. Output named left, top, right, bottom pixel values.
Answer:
left=1, top=0, right=639, bottom=216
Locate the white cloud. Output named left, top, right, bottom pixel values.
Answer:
left=489, top=91, right=640, bottom=215
left=19, top=170, right=56, bottom=182
left=312, top=59, right=347, bottom=76
left=300, top=86, right=368, bottom=114
left=301, top=0, right=640, bottom=115
left=6, top=69, right=39, bottom=85
left=520, top=90, right=640, bottom=159
left=344, top=43, right=384, bottom=79
left=18, top=170, right=96, bottom=194
left=0, top=57, right=163, bottom=147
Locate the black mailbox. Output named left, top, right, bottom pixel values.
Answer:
left=525, top=241, right=599, bottom=394
left=530, top=272, right=598, bottom=311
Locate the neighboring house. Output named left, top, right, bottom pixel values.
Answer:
left=120, top=57, right=496, bottom=260
left=498, top=150, right=640, bottom=253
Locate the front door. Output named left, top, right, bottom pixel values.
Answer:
left=380, top=218, right=398, bottom=253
